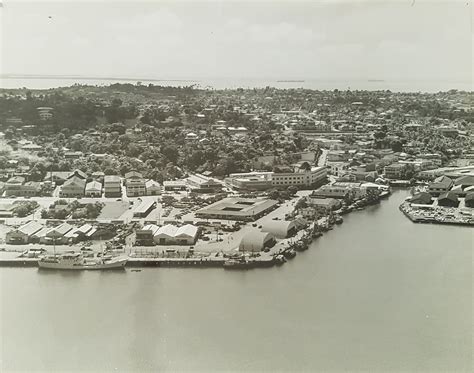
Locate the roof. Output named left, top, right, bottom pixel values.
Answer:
left=134, top=200, right=156, bottom=214
left=454, top=175, right=474, bottom=187
left=17, top=221, right=43, bottom=236
left=63, top=176, right=86, bottom=188
left=125, top=171, right=143, bottom=179
left=438, top=191, right=458, bottom=202
left=47, top=222, right=74, bottom=236
left=464, top=192, right=474, bottom=202
left=104, top=175, right=121, bottom=183
left=145, top=179, right=161, bottom=188
left=261, top=220, right=296, bottom=238
left=175, top=224, right=198, bottom=238
left=154, top=224, right=178, bottom=238
left=409, top=192, right=432, bottom=205
left=85, top=181, right=102, bottom=191
left=68, top=169, right=88, bottom=179
left=239, top=230, right=274, bottom=251
left=430, top=176, right=453, bottom=189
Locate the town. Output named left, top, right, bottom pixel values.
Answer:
left=0, top=84, right=472, bottom=269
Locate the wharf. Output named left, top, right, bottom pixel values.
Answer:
left=399, top=203, right=474, bottom=226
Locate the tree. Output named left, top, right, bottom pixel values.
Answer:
left=161, top=145, right=179, bottom=163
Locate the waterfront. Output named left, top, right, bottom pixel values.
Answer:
left=0, top=190, right=472, bottom=372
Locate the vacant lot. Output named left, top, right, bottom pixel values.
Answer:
left=97, top=201, right=130, bottom=220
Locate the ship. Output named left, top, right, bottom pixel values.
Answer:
left=38, top=251, right=128, bottom=270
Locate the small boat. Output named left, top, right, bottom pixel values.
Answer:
left=283, top=249, right=296, bottom=259
left=335, top=216, right=343, bottom=224
left=274, top=255, right=286, bottom=265
left=223, top=258, right=254, bottom=270
left=38, top=252, right=128, bottom=270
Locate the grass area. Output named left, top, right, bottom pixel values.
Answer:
left=97, top=201, right=130, bottom=220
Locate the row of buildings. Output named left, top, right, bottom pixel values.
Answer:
left=5, top=221, right=99, bottom=244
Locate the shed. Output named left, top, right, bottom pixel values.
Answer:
left=261, top=220, right=297, bottom=238
left=239, top=231, right=275, bottom=252
left=437, top=192, right=459, bottom=208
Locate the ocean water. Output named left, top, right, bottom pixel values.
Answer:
left=0, top=76, right=471, bottom=92
left=0, top=190, right=472, bottom=372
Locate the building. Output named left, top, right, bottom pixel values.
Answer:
left=135, top=224, right=159, bottom=245
left=384, top=163, right=408, bottom=179
left=3, top=178, right=41, bottom=197
left=186, top=174, right=222, bottom=193
left=104, top=175, right=122, bottom=198
left=133, top=200, right=157, bottom=218
left=464, top=192, right=474, bottom=208
left=85, top=181, right=102, bottom=198
left=126, top=177, right=146, bottom=197
left=226, top=172, right=273, bottom=191
left=195, top=197, right=278, bottom=221
left=40, top=223, right=74, bottom=245
left=330, top=162, right=350, bottom=177
left=272, top=164, right=327, bottom=188
left=59, top=176, right=86, bottom=198
left=67, top=169, right=88, bottom=180
left=145, top=180, right=162, bottom=195
left=261, top=220, right=297, bottom=239
left=6, top=221, right=43, bottom=244
left=163, top=180, right=187, bottom=191
left=428, top=176, right=453, bottom=196
left=239, top=230, right=275, bottom=252
left=153, top=224, right=198, bottom=245
left=312, top=185, right=351, bottom=200
left=307, top=197, right=342, bottom=213
left=409, top=192, right=433, bottom=205
left=437, top=192, right=459, bottom=208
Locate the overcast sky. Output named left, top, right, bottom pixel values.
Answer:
left=0, top=0, right=472, bottom=84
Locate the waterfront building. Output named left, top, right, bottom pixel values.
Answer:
left=239, top=230, right=275, bottom=252
left=437, top=192, right=459, bottom=208
left=6, top=221, right=43, bottom=244
left=104, top=175, right=122, bottom=198
left=272, top=164, right=327, bottom=188
left=464, top=192, right=474, bottom=208
left=85, top=181, right=102, bottom=198
left=428, top=176, right=453, bottom=196
left=261, top=220, right=297, bottom=239
left=135, top=224, right=159, bottom=245
left=307, top=197, right=342, bottom=213
left=384, top=163, right=408, bottom=179
left=196, top=197, right=278, bottom=221
left=409, top=192, right=433, bottom=205
left=153, top=224, right=198, bottom=245
left=59, top=176, right=86, bottom=198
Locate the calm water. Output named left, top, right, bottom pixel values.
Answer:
left=0, top=77, right=471, bottom=92
left=0, top=190, right=472, bottom=372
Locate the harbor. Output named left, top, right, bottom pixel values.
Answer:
left=2, top=189, right=471, bottom=372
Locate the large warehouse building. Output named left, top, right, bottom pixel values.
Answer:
left=195, top=197, right=278, bottom=221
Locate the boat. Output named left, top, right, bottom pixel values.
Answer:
left=335, top=215, right=343, bottom=224
left=274, top=254, right=286, bottom=265
left=283, top=249, right=296, bottom=259
left=38, top=252, right=128, bottom=270
left=223, top=258, right=254, bottom=270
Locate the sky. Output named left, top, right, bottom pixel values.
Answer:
left=0, top=0, right=472, bottom=85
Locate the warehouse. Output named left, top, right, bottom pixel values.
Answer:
left=195, top=197, right=278, bottom=221
left=239, top=230, right=275, bottom=252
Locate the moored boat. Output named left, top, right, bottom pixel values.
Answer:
left=38, top=252, right=128, bottom=270
left=223, top=258, right=254, bottom=270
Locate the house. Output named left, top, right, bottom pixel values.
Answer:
left=4, top=178, right=41, bottom=197
left=59, top=176, right=86, bottom=198
left=104, top=175, right=122, bottom=197
left=437, top=192, right=459, bottom=207
left=67, top=169, right=88, bottom=180
left=85, top=181, right=102, bottom=198
left=464, top=192, right=474, bottom=208
left=44, top=172, right=70, bottom=185
left=153, top=224, right=198, bottom=245
left=239, top=230, right=275, bottom=252
left=145, top=179, right=162, bottom=195
left=428, top=176, right=453, bottom=196
left=261, top=220, right=297, bottom=239
left=6, top=221, right=43, bottom=244
left=163, top=180, right=187, bottom=191
left=409, top=192, right=433, bottom=205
